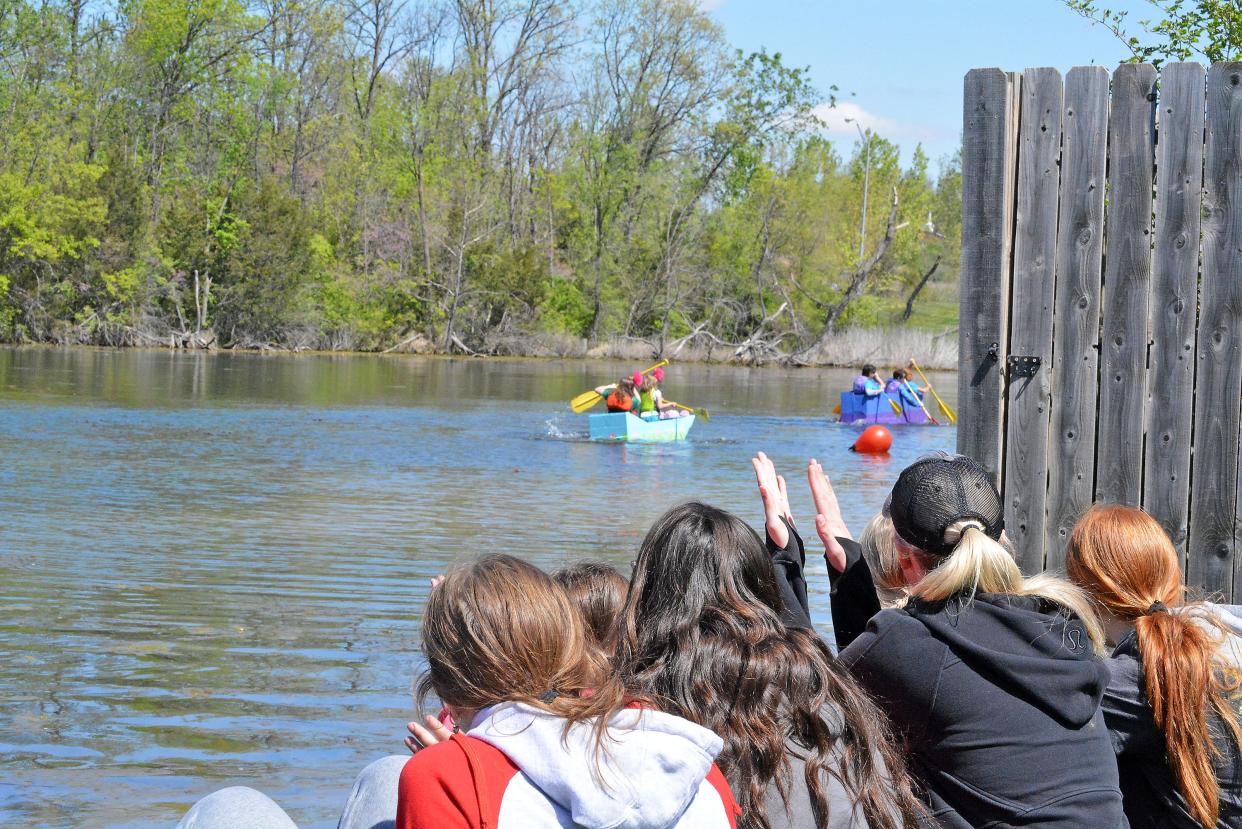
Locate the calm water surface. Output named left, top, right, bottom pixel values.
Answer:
left=0, top=348, right=956, bottom=827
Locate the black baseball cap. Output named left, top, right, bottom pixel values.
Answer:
left=887, top=454, right=1004, bottom=557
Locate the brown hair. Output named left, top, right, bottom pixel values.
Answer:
left=416, top=555, right=624, bottom=738
left=641, top=374, right=658, bottom=393
left=615, top=502, right=923, bottom=829
left=1067, top=505, right=1242, bottom=829
left=553, top=561, right=628, bottom=655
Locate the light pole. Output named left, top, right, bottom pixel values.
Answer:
left=845, top=117, right=870, bottom=260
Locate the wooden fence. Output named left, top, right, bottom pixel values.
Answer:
left=958, top=63, right=1242, bottom=597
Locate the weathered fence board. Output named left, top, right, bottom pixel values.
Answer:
left=958, top=69, right=1020, bottom=484
left=1188, top=64, right=1242, bottom=597
left=1044, top=66, right=1110, bottom=570
left=1003, top=68, right=1063, bottom=574
left=1095, top=64, right=1157, bottom=507
left=1143, top=63, right=1205, bottom=558
left=961, top=61, right=1242, bottom=594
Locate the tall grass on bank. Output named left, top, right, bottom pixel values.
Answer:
left=471, top=326, right=958, bottom=370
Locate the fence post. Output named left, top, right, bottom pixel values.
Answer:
left=959, top=69, right=1020, bottom=485
left=1002, top=68, right=1062, bottom=573
left=1143, top=62, right=1205, bottom=560
left=1043, top=66, right=1110, bottom=570
left=1188, top=63, right=1242, bottom=599
left=1095, top=64, right=1157, bottom=507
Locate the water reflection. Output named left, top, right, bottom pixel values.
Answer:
left=0, top=348, right=956, bottom=827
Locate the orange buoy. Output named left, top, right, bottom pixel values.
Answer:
left=852, top=425, right=892, bottom=454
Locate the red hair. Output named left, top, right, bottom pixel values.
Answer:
left=1066, top=505, right=1242, bottom=829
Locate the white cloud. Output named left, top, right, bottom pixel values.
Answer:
left=811, top=100, right=948, bottom=147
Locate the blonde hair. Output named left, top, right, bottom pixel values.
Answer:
left=910, top=519, right=1105, bottom=651
left=859, top=513, right=906, bottom=607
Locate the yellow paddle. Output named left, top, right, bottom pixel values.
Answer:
left=663, top=400, right=710, bottom=421
left=888, top=397, right=903, bottom=415
left=570, top=359, right=668, bottom=413
left=903, top=378, right=941, bottom=425
left=909, top=359, right=957, bottom=424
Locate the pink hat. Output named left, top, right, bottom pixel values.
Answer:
left=632, top=371, right=643, bottom=386
left=653, top=367, right=665, bottom=382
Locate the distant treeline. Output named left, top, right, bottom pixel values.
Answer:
left=0, top=0, right=960, bottom=357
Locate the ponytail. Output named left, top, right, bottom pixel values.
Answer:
left=1134, top=607, right=1237, bottom=829
left=911, top=522, right=1105, bottom=651
left=1066, top=504, right=1242, bottom=829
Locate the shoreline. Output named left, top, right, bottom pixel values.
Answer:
left=0, top=325, right=960, bottom=371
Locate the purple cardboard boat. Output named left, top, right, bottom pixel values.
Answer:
left=838, top=390, right=931, bottom=425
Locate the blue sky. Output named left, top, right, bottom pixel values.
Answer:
left=703, top=0, right=1154, bottom=168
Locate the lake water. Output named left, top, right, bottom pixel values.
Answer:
left=0, top=348, right=956, bottom=827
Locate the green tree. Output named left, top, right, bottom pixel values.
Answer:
left=1064, top=0, right=1242, bottom=64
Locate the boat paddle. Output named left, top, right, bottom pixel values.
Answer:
left=570, top=359, right=668, bottom=413
left=663, top=401, right=710, bottom=421
left=909, top=358, right=956, bottom=424
left=902, top=378, right=941, bottom=425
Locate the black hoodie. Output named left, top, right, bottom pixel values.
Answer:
left=770, top=527, right=1128, bottom=828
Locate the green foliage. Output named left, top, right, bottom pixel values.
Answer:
left=0, top=0, right=961, bottom=351
left=1064, top=0, right=1242, bottom=64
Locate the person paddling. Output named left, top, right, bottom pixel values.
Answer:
left=852, top=364, right=882, bottom=398
left=595, top=377, right=638, bottom=413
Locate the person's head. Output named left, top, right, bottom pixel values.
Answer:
left=887, top=453, right=1104, bottom=649
left=858, top=513, right=906, bottom=607
left=641, top=374, right=658, bottom=392
left=861, top=363, right=877, bottom=378
left=616, top=502, right=920, bottom=829
left=417, top=554, right=610, bottom=727
left=617, top=377, right=636, bottom=395
left=552, top=561, right=628, bottom=655
left=892, top=368, right=909, bottom=381
left=1067, top=505, right=1242, bottom=829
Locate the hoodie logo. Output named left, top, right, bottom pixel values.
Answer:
left=1065, top=627, right=1084, bottom=653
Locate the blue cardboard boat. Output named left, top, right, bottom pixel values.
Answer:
left=838, top=390, right=930, bottom=425
left=589, top=412, right=696, bottom=442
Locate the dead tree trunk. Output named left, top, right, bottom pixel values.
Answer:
left=800, top=188, right=903, bottom=358
left=901, top=255, right=941, bottom=322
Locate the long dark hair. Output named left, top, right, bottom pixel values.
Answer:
left=615, top=502, right=922, bottom=829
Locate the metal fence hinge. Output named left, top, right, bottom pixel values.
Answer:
left=1007, top=355, right=1042, bottom=378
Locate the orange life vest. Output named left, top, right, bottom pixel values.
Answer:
left=606, top=388, right=633, bottom=412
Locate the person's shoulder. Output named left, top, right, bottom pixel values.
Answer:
left=869, top=606, right=928, bottom=635
left=399, top=737, right=522, bottom=828
left=401, top=736, right=519, bottom=788
left=848, top=607, right=942, bottom=669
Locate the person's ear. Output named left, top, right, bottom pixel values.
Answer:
left=894, top=537, right=927, bottom=586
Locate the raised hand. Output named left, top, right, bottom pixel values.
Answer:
left=752, top=451, right=793, bottom=548
left=808, top=459, right=850, bottom=572
left=405, top=714, right=454, bottom=754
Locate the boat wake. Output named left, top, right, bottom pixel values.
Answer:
left=537, top=417, right=590, bottom=442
